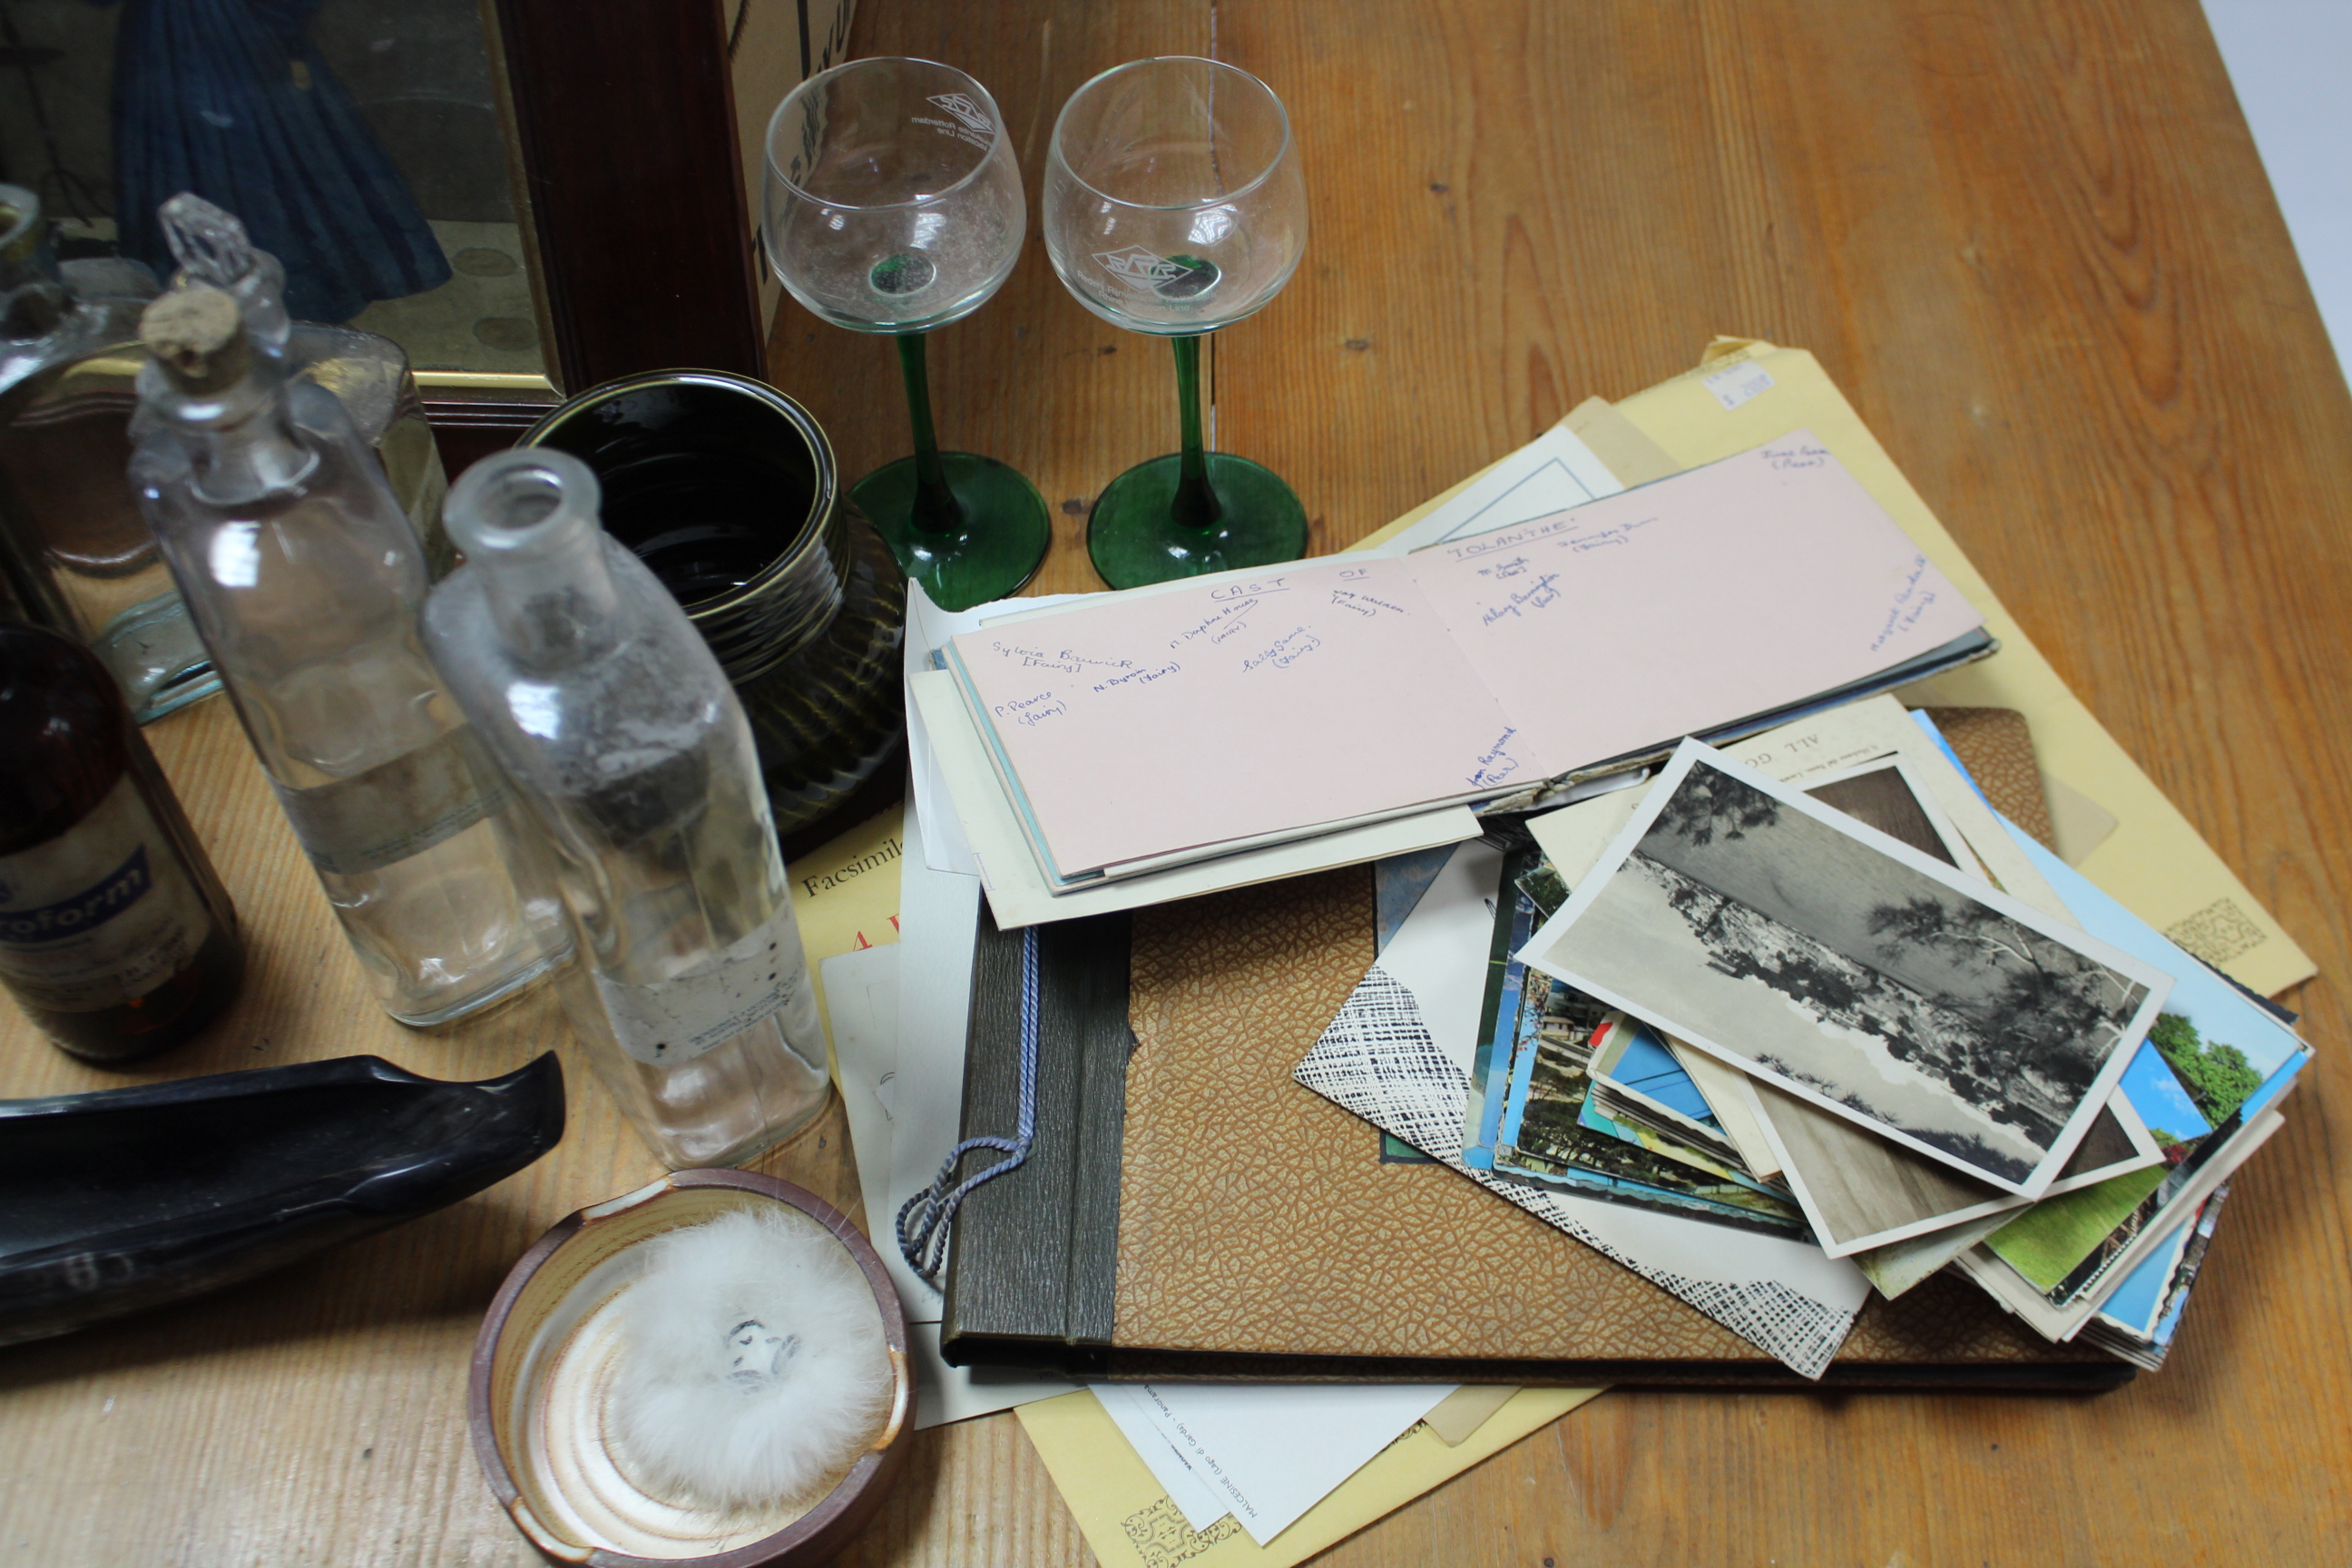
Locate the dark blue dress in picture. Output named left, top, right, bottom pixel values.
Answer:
left=110, top=0, right=453, bottom=322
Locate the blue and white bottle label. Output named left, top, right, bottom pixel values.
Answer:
left=0, top=777, right=211, bottom=1012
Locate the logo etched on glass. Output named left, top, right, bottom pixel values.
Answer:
left=868, top=251, right=938, bottom=297
left=1093, top=247, right=1222, bottom=299
left=926, top=93, right=993, bottom=133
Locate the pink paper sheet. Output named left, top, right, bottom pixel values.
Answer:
left=949, top=557, right=1518, bottom=877
left=949, top=434, right=1984, bottom=878
left=1404, top=433, right=1984, bottom=769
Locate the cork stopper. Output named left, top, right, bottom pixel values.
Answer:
left=141, top=285, right=250, bottom=392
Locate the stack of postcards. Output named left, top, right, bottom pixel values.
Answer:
left=1298, top=694, right=2307, bottom=1373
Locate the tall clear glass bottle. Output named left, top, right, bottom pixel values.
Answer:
left=423, top=448, right=831, bottom=1168
left=130, top=284, right=571, bottom=1025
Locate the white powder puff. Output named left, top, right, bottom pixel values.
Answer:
left=609, top=1206, right=894, bottom=1511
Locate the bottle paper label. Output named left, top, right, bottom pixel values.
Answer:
left=594, top=902, right=810, bottom=1067
left=0, top=776, right=212, bottom=1012
left=274, top=724, right=508, bottom=877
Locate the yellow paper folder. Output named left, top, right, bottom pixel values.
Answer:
left=1367, top=341, right=2313, bottom=995
left=1016, top=1387, right=1600, bottom=1568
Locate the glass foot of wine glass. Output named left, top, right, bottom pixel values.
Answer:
left=1086, top=451, right=1308, bottom=589
left=852, top=451, right=1052, bottom=612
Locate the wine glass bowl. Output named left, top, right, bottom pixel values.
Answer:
left=764, top=60, right=1024, bottom=335
left=1044, top=57, right=1306, bottom=337
left=1043, top=57, right=1310, bottom=589
left=761, top=58, right=1050, bottom=612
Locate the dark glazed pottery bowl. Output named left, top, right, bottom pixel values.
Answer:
left=469, top=1170, right=914, bottom=1567
left=518, top=371, right=906, bottom=839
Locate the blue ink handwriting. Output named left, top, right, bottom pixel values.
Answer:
left=1169, top=602, right=1254, bottom=650
left=1328, top=589, right=1406, bottom=617
left=1443, top=509, right=1658, bottom=562
left=1565, top=517, right=1652, bottom=553
left=1762, top=440, right=1830, bottom=471
left=1091, top=662, right=1181, bottom=692
left=1208, top=576, right=1292, bottom=602
left=993, top=692, right=1068, bottom=727
left=1477, top=572, right=1564, bottom=626
left=1867, top=555, right=1937, bottom=652
left=988, top=639, right=1083, bottom=675
left=1241, top=628, right=1321, bottom=672
left=1466, top=728, right=1522, bottom=788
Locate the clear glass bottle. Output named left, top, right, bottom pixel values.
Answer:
left=0, top=189, right=450, bottom=724
left=0, top=622, right=245, bottom=1062
left=129, top=284, right=572, bottom=1026
left=0, top=183, right=200, bottom=719
left=156, top=194, right=453, bottom=575
left=423, top=447, right=832, bottom=1168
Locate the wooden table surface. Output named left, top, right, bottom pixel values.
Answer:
left=8, top=0, right=2352, bottom=1562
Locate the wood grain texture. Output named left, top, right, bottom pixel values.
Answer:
left=0, top=699, right=877, bottom=1566
left=6, top=0, right=2352, bottom=1561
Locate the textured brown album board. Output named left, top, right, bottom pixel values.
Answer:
left=1108, top=713, right=2117, bottom=1384
left=1922, top=705, right=2057, bottom=850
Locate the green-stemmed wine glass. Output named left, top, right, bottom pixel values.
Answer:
left=1043, top=57, right=1308, bottom=589
left=763, top=57, right=1050, bottom=612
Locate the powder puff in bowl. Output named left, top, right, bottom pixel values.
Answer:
left=469, top=1170, right=914, bottom=1566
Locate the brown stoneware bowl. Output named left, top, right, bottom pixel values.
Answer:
left=468, top=1170, right=914, bottom=1566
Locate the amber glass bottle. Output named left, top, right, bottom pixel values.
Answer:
left=0, top=623, right=243, bottom=1061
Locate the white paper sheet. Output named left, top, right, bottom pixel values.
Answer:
left=1373, top=424, right=1627, bottom=554
left=909, top=1322, right=1068, bottom=1430
left=822, top=923, right=1071, bottom=1427
left=884, top=795, right=984, bottom=1319
left=1089, top=1383, right=1232, bottom=1529
left=1087, top=1381, right=1456, bottom=1546
left=822, top=941, right=901, bottom=1241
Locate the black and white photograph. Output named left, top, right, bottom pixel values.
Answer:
left=1523, top=741, right=2172, bottom=1196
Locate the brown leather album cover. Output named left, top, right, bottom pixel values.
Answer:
left=940, top=709, right=2128, bottom=1389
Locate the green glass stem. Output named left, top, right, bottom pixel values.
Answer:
left=1170, top=334, right=1224, bottom=532
left=896, top=332, right=965, bottom=538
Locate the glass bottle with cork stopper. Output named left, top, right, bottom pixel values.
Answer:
left=131, top=283, right=572, bottom=1026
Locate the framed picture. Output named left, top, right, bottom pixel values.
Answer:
left=0, top=0, right=853, bottom=468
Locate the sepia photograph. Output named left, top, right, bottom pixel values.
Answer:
left=1524, top=743, right=2172, bottom=1196
left=1747, top=1073, right=2156, bottom=1257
